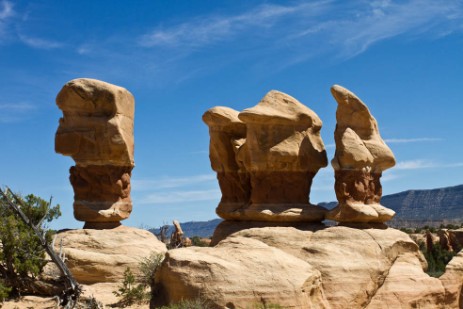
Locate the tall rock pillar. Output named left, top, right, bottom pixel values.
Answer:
left=327, top=85, right=396, bottom=223
left=55, top=78, right=135, bottom=229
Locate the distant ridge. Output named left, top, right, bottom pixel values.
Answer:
left=150, top=184, right=463, bottom=237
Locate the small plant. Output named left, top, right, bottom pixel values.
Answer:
left=139, top=252, right=164, bottom=290
left=113, top=267, right=146, bottom=307
left=248, top=303, right=285, bottom=309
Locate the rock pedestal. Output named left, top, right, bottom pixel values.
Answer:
left=55, top=78, right=135, bottom=228
left=203, top=90, right=328, bottom=222
left=327, top=85, right=396, bottom=223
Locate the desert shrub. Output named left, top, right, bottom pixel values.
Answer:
left=190, top=236, right=209, bottom=247
left=0, top=279, right=11, bottom=302
left=114, top=253, right=164, bottom=306
left=139, top=252, right=164, bottom=289
left=113, top=267, right=146, bottom=306
left=0, top=191, right=61, bottom=296
left=420, top=242, right=457, bottom=278
left=158, top=298, right=212, bottom=309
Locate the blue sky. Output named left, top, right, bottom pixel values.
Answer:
left=0, top=0, right=462, bottom=230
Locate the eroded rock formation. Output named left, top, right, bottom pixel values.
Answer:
left=203, top=90, right=328, bottom=222
left=202, top=107, right=250, bottom=219
left=327, top=85, right=396, bottom=223
left=55, top=78, right=135, bottom=228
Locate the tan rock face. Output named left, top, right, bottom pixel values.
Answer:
left=203, top=91, right=328, bottom=222
left=154, top=236, right=329, bottom=309
left=327, top=85, right=396, bottom=223
left=156, top=225, right=460, bottom=309
left=55, top=78, right=135, bottom=228
left=54, top=226, right=167, bottom=284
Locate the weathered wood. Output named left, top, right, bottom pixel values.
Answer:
left=0, top=187, right=81, bottom=308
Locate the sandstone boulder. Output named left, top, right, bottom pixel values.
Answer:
left=327, top=85, right=396, bottom=223
left=155, top=236, right=329, bottom=309
left=55, top=78, right=135, bottom=228
left=54, top=226, right=167, bottom=284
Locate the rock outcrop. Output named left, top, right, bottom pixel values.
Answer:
left=203, top=90, right=328, bottom=222
left=54, top=226, right=167, bottom=284
left=55, top=78, right=135, bottom=228
left=327, top=85, right=396, bottom=223
left=156, top=225, right=462, bottom=309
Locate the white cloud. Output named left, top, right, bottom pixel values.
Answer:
left=138, top=0, right=463, bottom=61
left=139, top=189, right=221, bottom=204
left=138, top=1, right=330, bottom=48
left=384, top=137, right=442, bottom=143
left=18, top=33, right=63, bottom=49
left=395, top=159, right=463, bottom=170
left=0, top=0, right=12, bottom=20
left=0, top=102, right=35, bottom=111
left=0, top=102, right=36, bottom=123
left=0, top=0, right=13, bottom=39
left=325, top=137, right=441, bottom=149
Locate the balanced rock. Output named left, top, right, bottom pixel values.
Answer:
left=55, top=78, right=135, bottom=228
left=203, top=90, right=328, bottom=222
left=327, top=85, right=396, bottom=223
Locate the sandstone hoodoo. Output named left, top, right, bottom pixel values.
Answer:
left=203, top=90, right=328, bottom=222
left=55, top=78, right=135, bottom=229
left=202, top=107, right=250, bottom=220
left=327, top=85, right=396, bottom=223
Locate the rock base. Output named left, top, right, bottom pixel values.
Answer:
left=54, top=226, right=167, bottom=284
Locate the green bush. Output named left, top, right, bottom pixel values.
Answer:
left=420, top=242, right=457, bottom=278
left=0, top=279, right=11, bottom=302
left=113, top=267, right=146, bottom=306
left=139, top=252, right=164, bottom=289
left=0, top=191, right=61, bottom=296
left=190, top=236, right=209, bottom=247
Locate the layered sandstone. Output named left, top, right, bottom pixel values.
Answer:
left=55, top=78, right=135, bottom=228
left=203, top=91, right=328, bottom=222
left=327, top=85, right=396, bottom=223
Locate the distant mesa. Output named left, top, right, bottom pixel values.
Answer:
left=55, top=78, right=135, bottom=229
left=203, top=90, right=328, bottom=222
left=327, top=85, right=396, bottom=223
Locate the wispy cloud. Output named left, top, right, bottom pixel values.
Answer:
left=0, top=0, right=13, bottom=39
left=139, top=189, right=221, bottom=205
left=132, top=174, right=216, bottom=191
left=384, top=137, right=442, bottom=143
left=395, top=159, right=463, bottom=170
left=0, top=102, right=36, bottom=123
left=325, top=137, right=441, bottom=149
left=138, top=2, right=330, bottom=48
left=18, top=33, right=63, bottom=49
left=138, top=0, right=463, bottom=61
left=0, top=0, right=12, bottom=20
